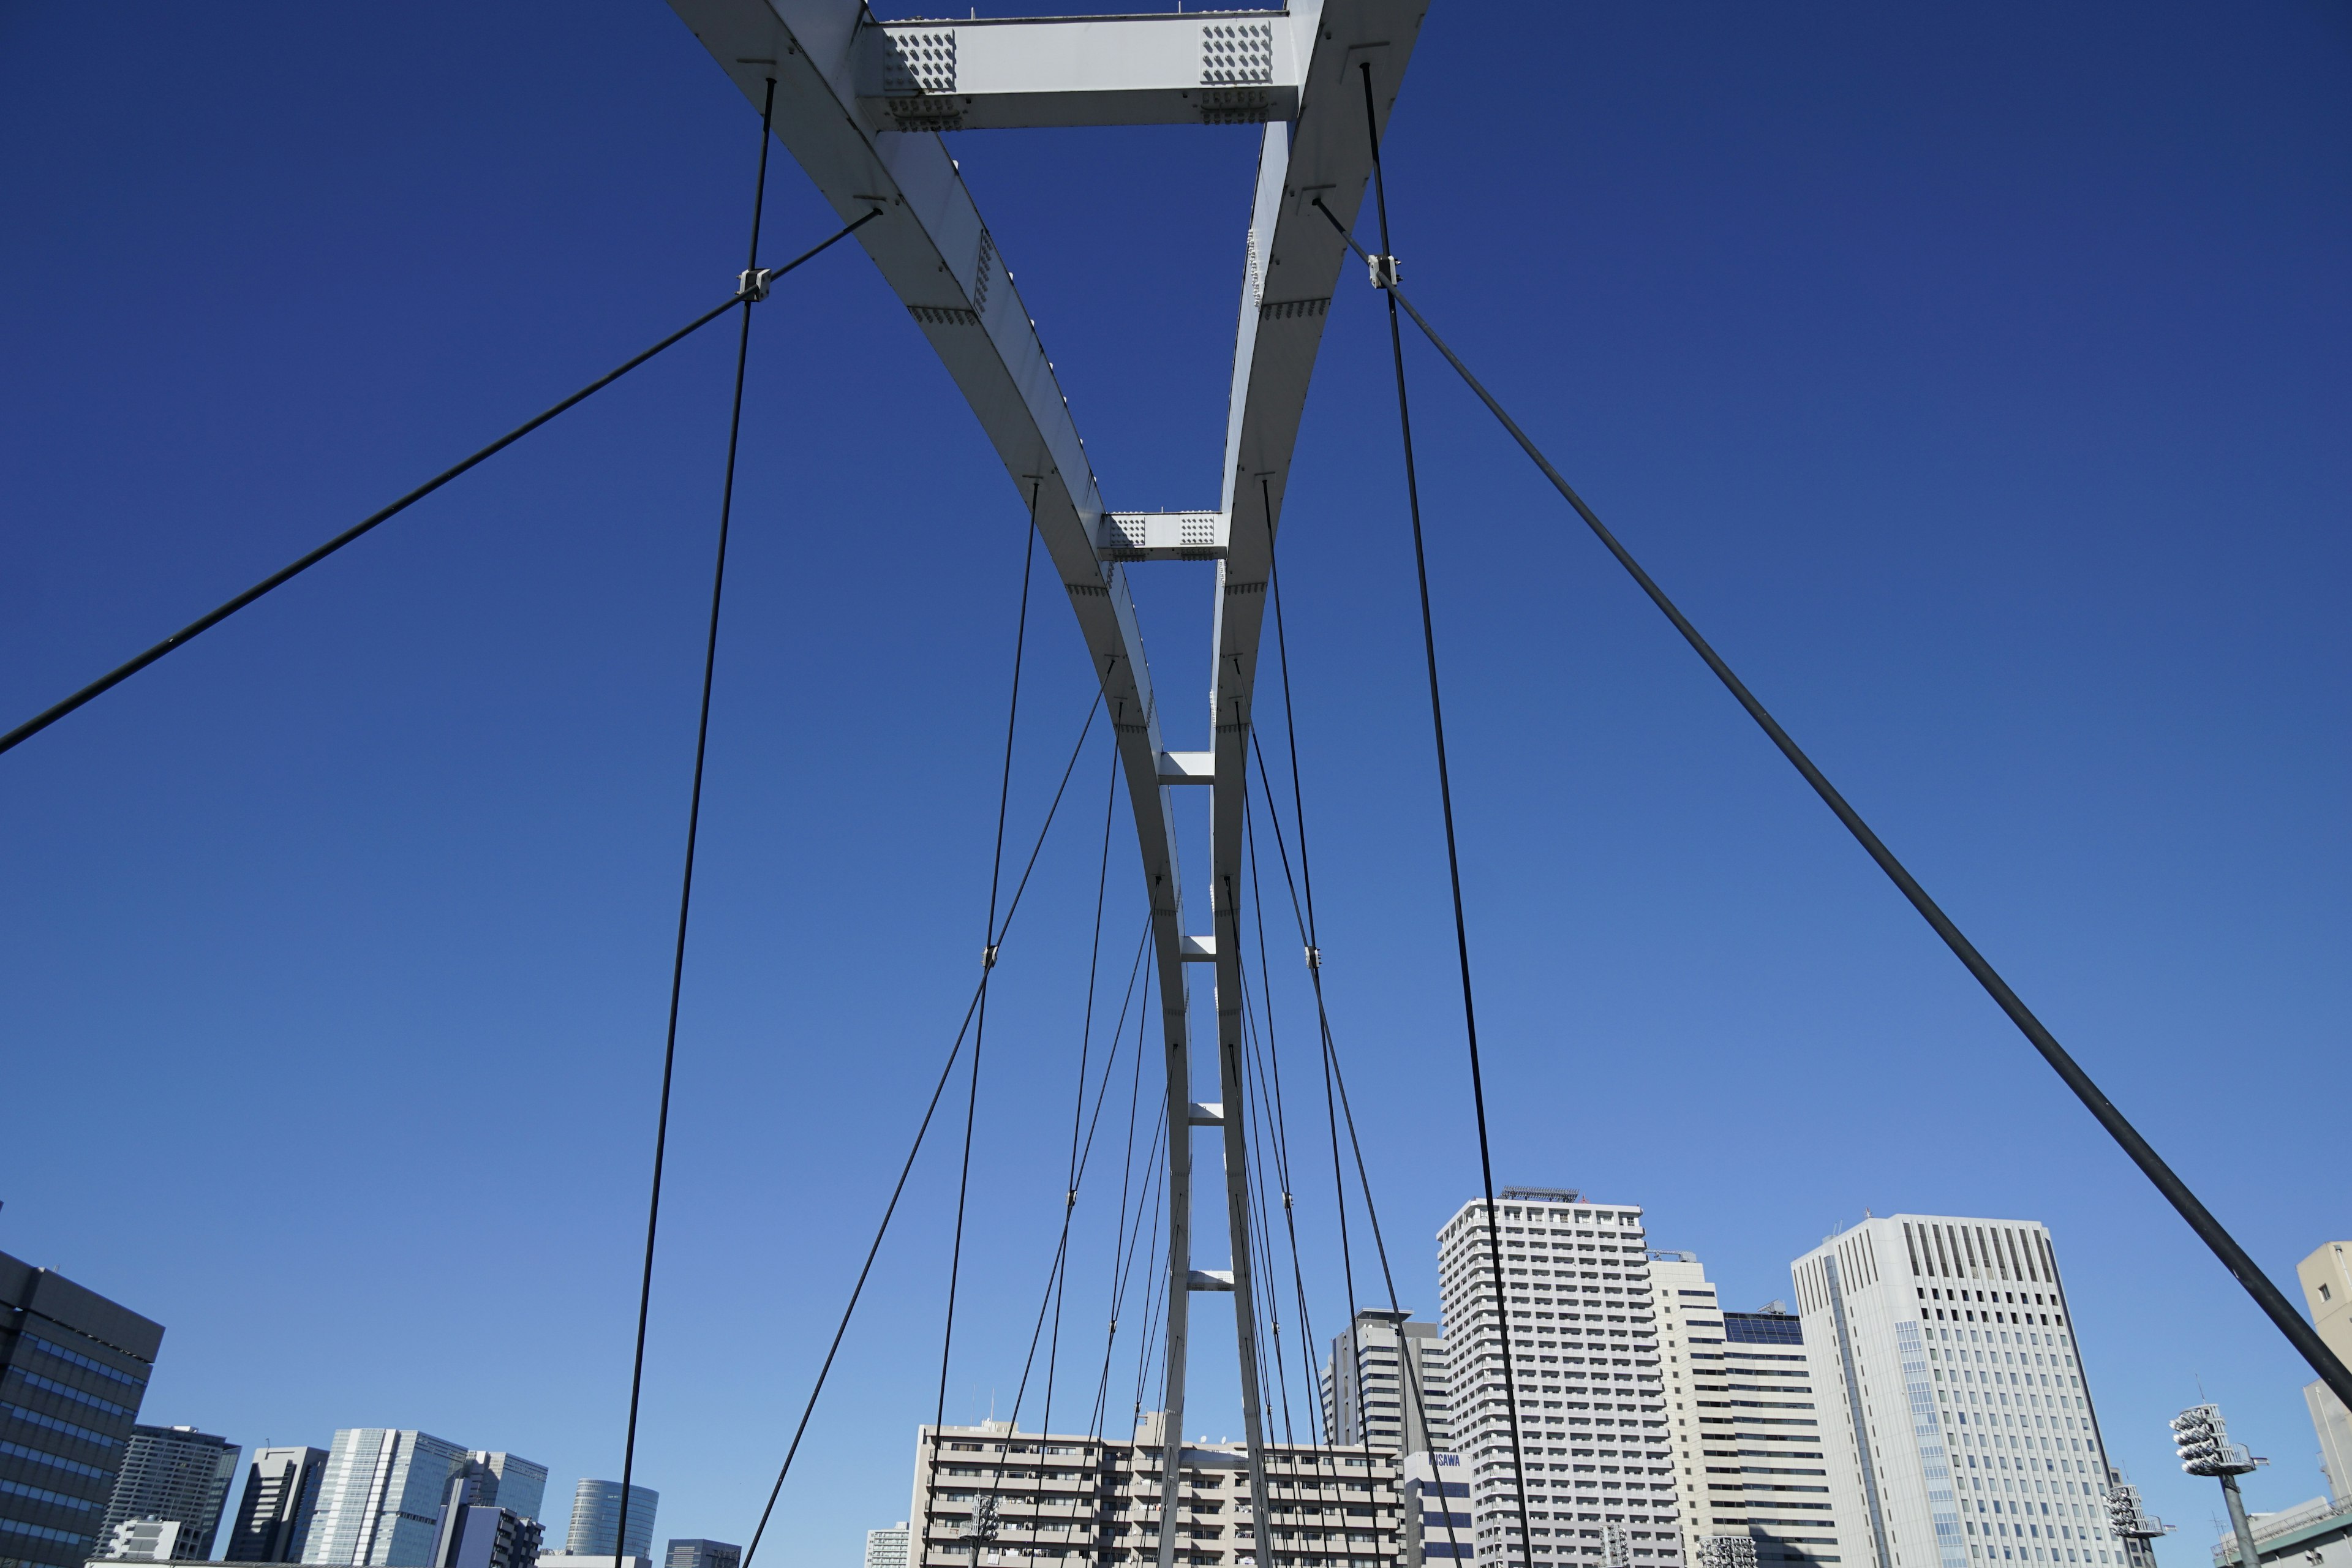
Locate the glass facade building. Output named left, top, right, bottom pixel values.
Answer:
left=100, top=1426, right=242, bottom=1560
left=0, top=1249, right=164, bottom=1568
left=665, top=1540, right=739, bottom=1568
left=562, top=1483, right=655, bottom=1560
left=304, top=1431, right=470, bottom=1567
left=462, top=1458, right=548, bottom=1528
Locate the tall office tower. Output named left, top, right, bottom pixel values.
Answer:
left=1792, top=1216, right=2133, bottom=1568
left=227, top=1447, right=330, bottom=1562
left=1322, top=1311, right=1455, bottom=1455
left=1436, top=1188, right=1679, bottom=1568
left=2296, top=1243, right=2352, bottom=1504
left=562, top=1483, right=655, bottom=1560
left=861, top=1523, right=907, bottom=1568
left=0, top=1250, right=163, bottom=1568
left=665, top=1540, right=739, bottom=1568
left=1651, top=1255, right=1861, bottom=1568
left=908, top=1412, right=1401, bottom=1568
left=462, top=1458, right=548, bottom=1526
left=101, top=1426, right=243, bottom=1558
left=303, top=1431, right=470, bottom=1567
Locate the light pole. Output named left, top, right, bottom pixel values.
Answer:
left=2171, top=1404, right=2267, bottom=1568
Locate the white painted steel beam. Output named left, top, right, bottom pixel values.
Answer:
left=660, top=9, right=1423, bottom=1568
left=854, top=14, right=1303, bottom=131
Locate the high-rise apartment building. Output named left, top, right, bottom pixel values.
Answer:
left=1322, top=1311, right=1455, bottom=1455
left=1792, top=1216, right=2133, bottom=1568
left=861, top=1524, right=907, bottom=1568
left=101, top=1426, right=242, bottom=1559
left=1651, top=1255, right=1861, bottom=1568
left=0, top=1250, right=164, bottom=1568
left=303, top=1431, right=470, bottom=1567
left=908, top=1412, right=1400, bottom=1568
left=225, top=1447, right=329, bottom=1563
left=2296, top=1243, right=2352, bottom=1505
left=1436, top=1188, right=1679, bottom=1568
left=562, top=1484, right=655, bottom=1561
left=663, top=1541, right=737, bottom=1568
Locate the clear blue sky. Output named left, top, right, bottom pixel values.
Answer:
left=2, top=2, right=2345, bottom=1564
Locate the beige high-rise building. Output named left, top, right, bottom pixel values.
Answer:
left=2297, top=1243, right=2352, bottom=1505
left=1651, top=1254, right=1865, bottom=1568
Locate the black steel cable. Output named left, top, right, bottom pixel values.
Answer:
left=1242, top=800, right=1326, bottom=1454
left=0, top=207, right=879, bottom=762
left=614, top=80, right=778, bottom=1568
left=1310, top=178, right=2352, bottom=1421
left=1247, top=727, right=1461, bottom=1550
left=741, top=974, right=986, bottom=1568
left=1087, top=1024, right=1150, bottom=1447
left=729, top=679, right=1115, bottom=1566
left=1353, top=59, right=1535, bottom=1566
left=930, top=483, right=1042, bottom=1502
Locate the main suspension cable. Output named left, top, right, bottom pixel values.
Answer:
left=0, top=206, right=878, bottom=762
left=1310, top=155, right=2352, bottom=1417
left=615, top=80, right=780, bottom=1568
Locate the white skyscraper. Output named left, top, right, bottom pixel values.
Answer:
left=1437, top=1188, right=1679, bottom=1568
left=1790, top=1216, right=2132, bottom=1568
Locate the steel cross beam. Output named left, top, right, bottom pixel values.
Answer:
left=662, top=4, right=1421, bottom=1562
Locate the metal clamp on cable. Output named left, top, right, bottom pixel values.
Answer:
left=1367, top=254, right=1401, bottom=290
left=1304, top=944, right=1321, bottom=970
left=982, top=942, right=1000, bottom=969
left=737, top=267, right=774, bottom=302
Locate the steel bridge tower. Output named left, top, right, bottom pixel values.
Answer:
left=664, top=0, right=1423, bottom=1561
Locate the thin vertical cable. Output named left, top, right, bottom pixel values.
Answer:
left=613, top=77, right=777, bottom=1568
left=930, top=483, right=1041, bottom=1471
left=1357, top=59, right=1532, bottom=1568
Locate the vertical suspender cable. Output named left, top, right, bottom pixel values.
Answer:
left=1355, top=61, right=1535, bottom=1568
left=614, top=76, right=779, bottom=1568
left=930, top=484, right=1042, bottom=1471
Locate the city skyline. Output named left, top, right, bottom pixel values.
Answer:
left=2, top=5, right=2344, bottom=1568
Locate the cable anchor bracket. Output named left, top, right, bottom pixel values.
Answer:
left=1367, top=254, right=1401, bottom=290
left=736, top=267, right=774, bottom=302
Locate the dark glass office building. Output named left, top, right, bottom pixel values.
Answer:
left=0, top=1250, right=164, bottom=1568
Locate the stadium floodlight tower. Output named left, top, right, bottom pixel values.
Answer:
left=2172, top=1403, right=2266, bottom=1568
left=2101, top=1480, right=2173, bottom=1555
left=659, top=1, right=1425, bottom=1564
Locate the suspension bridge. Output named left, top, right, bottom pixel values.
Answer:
left=3, top=8, right=2343, bottom=1568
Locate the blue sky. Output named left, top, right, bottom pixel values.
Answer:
left=2, top=2, right=2346, bottom=1565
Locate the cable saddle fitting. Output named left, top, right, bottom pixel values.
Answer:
left=1303, top=944, right=1321, bottom=970
left=982, top=942, right=1000, bottom=969
left=1367, top=254, right=1400, bottom=290
left=736, top=267, right=774, bottom=302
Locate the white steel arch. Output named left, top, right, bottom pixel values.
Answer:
left=663, top=2, right=1423, bottom=1559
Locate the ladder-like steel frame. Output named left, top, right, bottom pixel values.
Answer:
left=663, top=3, right=1422, bottom=1561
